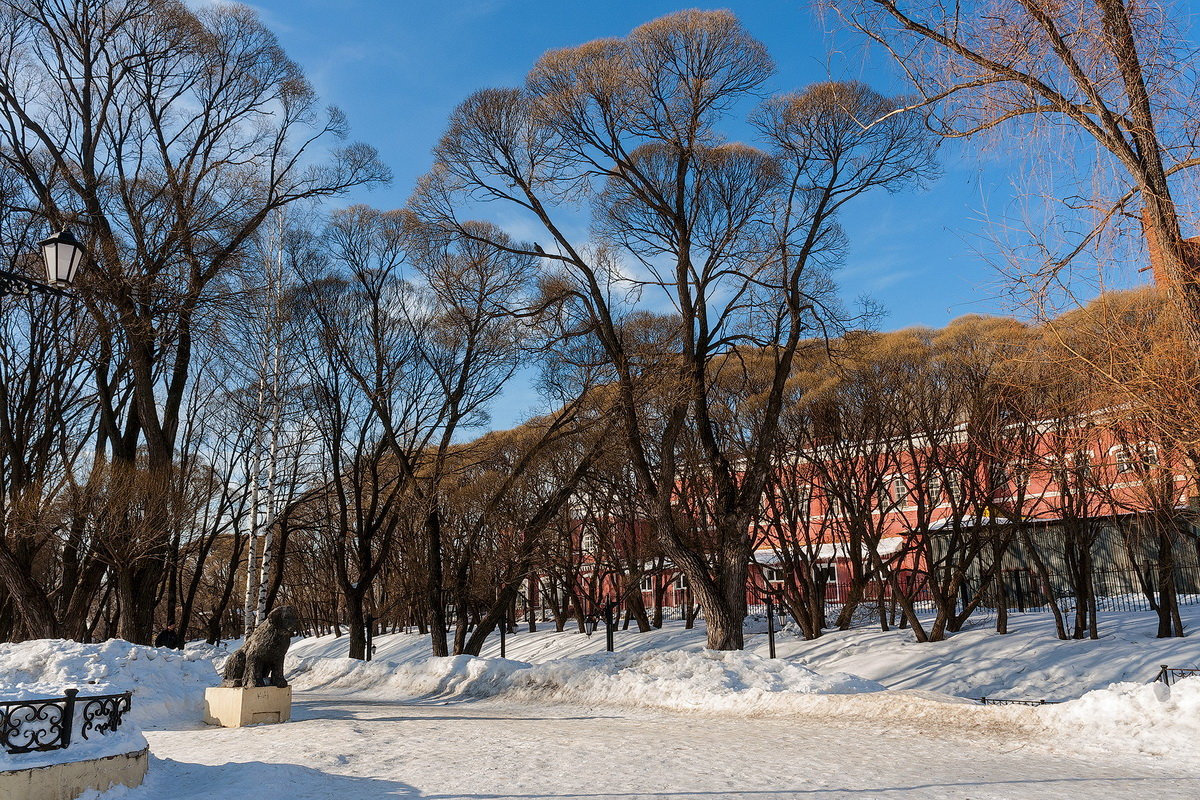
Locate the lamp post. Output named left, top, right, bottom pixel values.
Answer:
left=0, top=228, right=86, bottom=299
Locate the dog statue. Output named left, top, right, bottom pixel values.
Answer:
left=221, top=605, right=301, bottom=689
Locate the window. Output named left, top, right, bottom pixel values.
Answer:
left=988, top=461, right=1010, bottom=489
left=581, top=531, right=597, bottom=552
left=1141, top=446, right=1159, bottom=469
left=640, top=574, right=656, bottom=593
left=1008, top=461, right=1030, bottom=492
left=1074, top=451, right=1093, bottom=480
left=827, top=495, right=843, bottom=518
left=926, top=474, right=943, bottom=505
left=947, top=473, right=964, bottom=504
left=1114, top=448, right=1135, bottom=474
left=673, top=572, right=690, bottom=590
left=763, top=567, right=785, bottom=585
left=879, top=475, right=906, bottom=506
left=796, top=484, right=812, bottom=511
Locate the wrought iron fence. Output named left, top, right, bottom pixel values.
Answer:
left=954, top=564, right=1200, bottom=615
left=770, top=564, right=1200, bottom=621
left=504, top=564, right=1200, bottom=634
left=1154, top=665, right=1200, bottom=686
left=0, top=689, right=133, bottom=755
left=976, top=696, right=1058, bottom=706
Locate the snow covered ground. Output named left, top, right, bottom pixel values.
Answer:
left=285, top=604, right=1200, bottom=701
left=7, top=606, right=1199, bottom=798
left=108, top=690, right=1200, bottom=799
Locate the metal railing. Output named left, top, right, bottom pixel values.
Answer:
left=961, top=565, right=1200, bottom=615
left=1154, top=665, right=1200, bottom=686
left=976, top=696, right=1058, bottom=706
left=0, top=689, right=133, bottom=755
left=805, top=564, right=1200, bottom=618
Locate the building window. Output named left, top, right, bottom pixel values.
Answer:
left=890, top=475, right=907, bottom=505
left=988, top=461, right=1010, bottom=489
left=640, top=574, right=656, bottom=592
left=826, top=495, right=843, bottom=518
left=947, top=473, right=964, bottom=504
left=763, top=567, right=785, bottom=585
left=926, top=474, right=943, bottom=505
left=674, top=572, right=690, bottom=591
left=796, top=484, right=812, bottom=511
left=1114, top=447, right=1135, bottom=474
left=581, top=531, right=597, bottom=552
left=1140, top=445, right=1159, bottom=469
left=1073, top=451, right=1093, bottom=480
left=1008, top=461, right=1029, bottom=491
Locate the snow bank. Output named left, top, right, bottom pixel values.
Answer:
left=0, top=638, right=219, bottom=770
left=506, top=650, right=882, bottom=712
left=288, top=652, right=521, bottom=698
left=289, top=648, right=883, bottom=716
left=1047, top=677, right=1200, bottom=759
left=0, top=639, right=218, bottom=729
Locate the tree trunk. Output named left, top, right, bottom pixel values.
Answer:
left=425, top=507, right=449, bottom=656
left=346, top=591, right=366, bottom=660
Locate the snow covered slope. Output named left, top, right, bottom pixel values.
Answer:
left=286, top=604, right=1200, bottom=701
left=288, top=648, right=882, bottom=713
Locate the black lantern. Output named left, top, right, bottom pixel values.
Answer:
left=38, top=229, right=85, bottom=288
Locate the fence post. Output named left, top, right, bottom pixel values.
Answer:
left=604, top=601, right=615, bottom=653
left=765, top=597, right=777, bottom=659
left=61, top=688, right=78, bottom=749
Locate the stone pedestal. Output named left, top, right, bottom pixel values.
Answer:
left=203, top=686, right=292, bottom=727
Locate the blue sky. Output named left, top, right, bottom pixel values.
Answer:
left=241, top=0, right=1148, bottom=425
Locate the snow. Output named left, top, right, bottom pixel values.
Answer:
left=5, top=605, right=1200, bottom=797
left=1047, top=677, right=1200, bottom=759
left=776, top=607, right=1200, bottom=701
left=286, top=603, right=1200, bottom=702
left=288, top=649, right=882, bottom=714
left=95, top=689, right=1199, bottom=800
left=0, top=639, right=217, bottom=770
left=752, top=536, right=904, bottom=563
left=284, top=641, right=1200, bottom=760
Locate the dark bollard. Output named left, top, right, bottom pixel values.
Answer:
left=500, top=614, right=507, bottom=659
left=604, top=600, right=616, bottom=653
left=765, top=597, right=776, bottom=659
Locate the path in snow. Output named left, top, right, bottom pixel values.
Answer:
left=112, top=692, right=1199, bottom=800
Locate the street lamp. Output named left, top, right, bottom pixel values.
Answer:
left=40, top=229, right=86, bottom=288
left=0, top=228, right=86, bottom=298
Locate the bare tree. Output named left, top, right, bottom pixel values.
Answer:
left=412, top=10, right=937, bottom=649
left=0, top=0, right=385, bottom=641
left=836, top=0, right=1200, bottom=321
